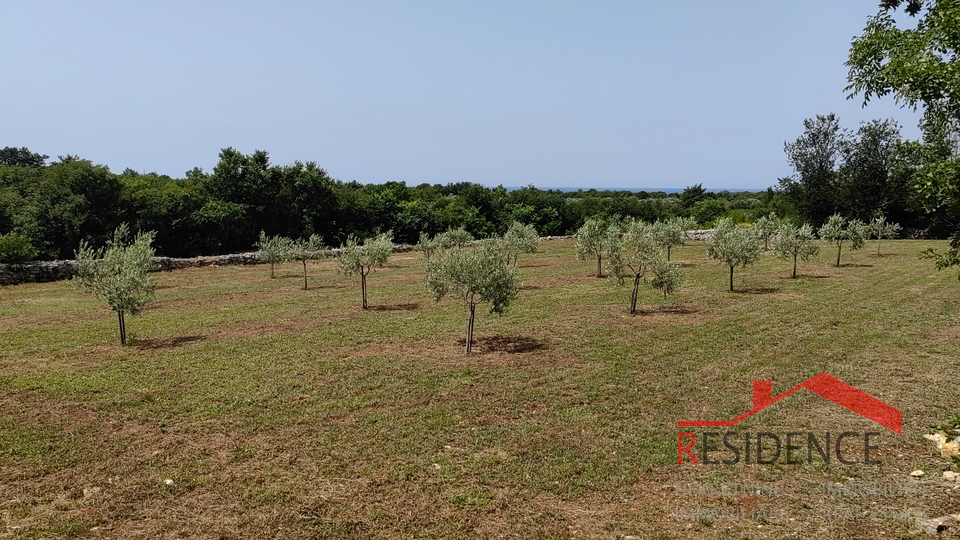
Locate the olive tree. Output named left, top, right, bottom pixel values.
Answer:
left=576, top=216, right=609, bottom=277
left=818, top=214, right=868, bottom=266
left=425, top=241, right=520, bottom=353
left=74, top=224, right=156, bottom=346
left=256, top=231, right=294, bottom=278
left=772, top=223, right=820, bottom=278
left=705, top=217, right=761, bottom=292
left=650, top=218, right=685, bottom=261
left=754, top=213, right=782, bottom=251
left=435, top=227, right=473, bottom=249
left=337, top=232, right=393, bottom=309
left=501, top=221, right=539, bottom=266
left=415, top=232, right=439, bottom=262
left=650, top=259, right=685, bottom=298
left=288, top=234, right=324, bottom=289
left=868, top=215, right=902, bottom=256
left=608, top=220, right=662, bottom=314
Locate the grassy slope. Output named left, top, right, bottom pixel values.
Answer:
left=1, top=239, right=958, bottom=539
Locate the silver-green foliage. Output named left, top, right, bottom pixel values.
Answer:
left=435, top=227, right=474, bottom=249
left=256, top=231, right=294, bottom=278
left=608, top=219, right=680, bottom=313
left=337, top=232, right=393, bottom=309
left=415, top=232, right=439, bottom=262
left=650, top=218, right=685, bottom=261
left=818, top=214, right=867, bottom=266
left=501, top=222, right=539, bottom=266
left=868, top=215, right=902, bottom=256
left=772, top=223, right=820, bottom=278
left=754, top=212, right=782, bottom=250
left=74, top=224, right=156, bottom=345
left=576, top=217, right=608, bottom=277
left=288, top=234, right=324, bottom=289
left=425, top=241, right=520, bottom=353
left=705, top=217, right=761, bottom=292
left=650, top=259, right=685, bottom=298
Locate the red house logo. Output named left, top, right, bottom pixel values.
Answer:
left=678, top=372, right=902, bottom=433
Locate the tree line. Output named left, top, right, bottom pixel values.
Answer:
left=0, top=146, right=810, bottom=264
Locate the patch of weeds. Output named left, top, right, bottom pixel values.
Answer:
left=450, top=486, right=494, bottom=508
left=253, top=486, right=293, bottom=506
left=0, top=421, right=49, bottom=458
left=229, top=442, right=258, bottom=463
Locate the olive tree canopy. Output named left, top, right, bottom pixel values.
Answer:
left=74, top=224, right=156, bottom=346
left=425, top=240, right=519, bottom=353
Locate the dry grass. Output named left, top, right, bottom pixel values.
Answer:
left=1, top=239, right=959, bottom=539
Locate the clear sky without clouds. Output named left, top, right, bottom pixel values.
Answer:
left=1, top=1, right=924, bottom=191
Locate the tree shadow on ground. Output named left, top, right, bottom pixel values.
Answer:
left=734, top=287, right=780, bottom=295
left=368, top=303, right=420, bottom=312
left=467, top=335, right=546, bottom=353
left=131, top=335, right=205, bottom=350
left=839, top=263, right=873, bottom=268
left=633, top=304, right=699, bottom=315
left=520, top=285, right=541, bottom=291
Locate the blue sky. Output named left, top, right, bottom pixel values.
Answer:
left=1, top=1, right=922, bottom=190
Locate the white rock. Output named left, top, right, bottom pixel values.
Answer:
left=911, top=469, right=925, bottom=478
left=918, top=514, right=959, bottom=535
left=944, top=471, right=959, bottom=482
left=164, top=478, right=174, bottom=486
left=82, top=487, right=101, bottom=498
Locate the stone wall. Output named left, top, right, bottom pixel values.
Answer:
left=0, top=244, right=420, bottom=286
left=0, top=234, right=714, bottom=286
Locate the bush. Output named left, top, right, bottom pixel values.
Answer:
left=0, top=232, right=38, bottom=264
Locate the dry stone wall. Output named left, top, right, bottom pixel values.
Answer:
left=0, top=233, right=714, bottom=286
left=0, top=244, right=418, bottom=286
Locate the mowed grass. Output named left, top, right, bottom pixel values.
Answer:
left=1, top=239, right=959, bottom=539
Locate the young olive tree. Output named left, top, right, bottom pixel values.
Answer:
left=415, top=232, right=439, bottom=262
left=576, top=216, right=609, bottom=277
left=705, top=217, right=761, bottom=292
left=501, top=222, right=539, bottom=266
left=74, top=224, right=156, bottom=346
left=650, top=259, right=685, bottom=298
left=868, top=215, right=902, bottom=256
left=754, top=212, right=782, bottom=251
left=435, top=227, right=474, bottom=249
left=337, top=232, right=393, bottom=309
left=818, top=215, right=868, bottom=267
left=772, top=223, right=820, bottom=278
left=425, top=241, right=520, bottom=353
left=289, top=234, right=324, bottom=289
left=650, top=218, right=686, bottom=261
left=256, top=231, right=294, bottom=278
left=608, top=220, right=663, bottom=314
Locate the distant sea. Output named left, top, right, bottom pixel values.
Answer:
left=499, top=186, right=768, bottom=193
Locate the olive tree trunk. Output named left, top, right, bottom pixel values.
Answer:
left=465, top=302, right=476, bottom=353
left=630, top=273, right=641, bottom=314
left=118, top=310, right=127, bottom=346
left=729, top=265, right=735, bottom=292
left=361, top=270, right=368, bottom=309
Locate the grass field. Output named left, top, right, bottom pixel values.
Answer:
left=1, top=239, right=959, bottom=539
